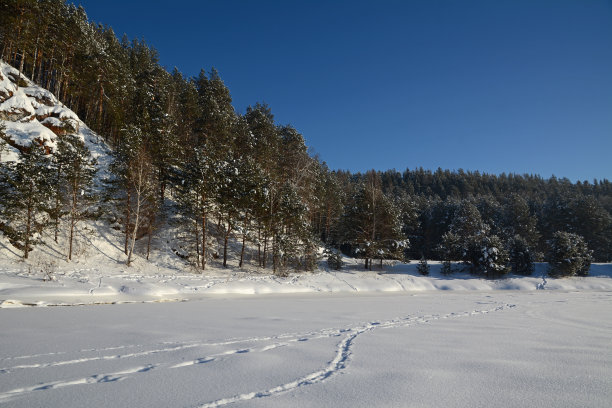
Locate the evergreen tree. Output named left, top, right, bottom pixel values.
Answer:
left=108, top=124, right=144, bottom=255
left=2, top=142, right=52, bottom=258
left=440, top=201, right=488, bottom=261
left=502, top=193, right=539, bottom=248
left=55, top=134, right=97, bottom=260
left=175, top=147, right=218, bottom=270
left=340, top=171, right=407, bottom=269
left=325, top=246, right=343, bottom=270
left=417, top=257, right=430, bottom=276
left=508, top=234, right=535, bottom=276
left=546, top=231, right=592, bottom=277
left=441, top=259, right=452, bottom=275
left=468, top=234, right=509, bottom=278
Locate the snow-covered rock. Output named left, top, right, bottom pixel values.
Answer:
left=0, top=60, right=83, bottom=153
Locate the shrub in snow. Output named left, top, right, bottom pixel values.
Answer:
left=441, top=259, right=452, bottom=275
left=509, top=235, right=535, bottom=276
left=546, top=231, right=592, bottom=277
left=417, top=257, right=430, bottom=276
left=325, top=247, right=344, bottom=270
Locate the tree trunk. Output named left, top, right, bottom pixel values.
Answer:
left=194, top=217, right=200, bottom=267
left=257, top=226, right=262, bottom=267
left=146, top=225, right=152, bottom=260
left=124, top=189, right=131, bottom=255
left=97, top=76, right=104, bottom=126
left=54, top=163, right=62, bottom=243
left=201, top=213, right=207, bottom=270
left=262, top=232, right=268, bottom=269
left=239, top=218, right=248, bottom=268
left=68, top=187, right=77, bottom=260
left=31, top=42, right=38, bottom=81
left=272, top=234, right=278, bottom=274
left=24, top=200, right=32, bottom=259
left=223, top=221, right=231, bottom=268
left=126, top=192, right=141, bottom=266
left=325, top=206, right=332, bottom=243
left=17, top=51, right=25, bottom=90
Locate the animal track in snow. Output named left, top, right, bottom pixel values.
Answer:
left=196, top=303, right=516, bottom=408
left=0, top=303, right=516, bottom=406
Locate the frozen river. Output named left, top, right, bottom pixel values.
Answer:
left=1, top=290, right=611, bottom=407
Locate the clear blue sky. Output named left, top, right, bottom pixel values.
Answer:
left=77, top=0, right=612, bottom=181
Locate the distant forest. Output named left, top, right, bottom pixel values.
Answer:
left=1, top=0, right=610, bottom=276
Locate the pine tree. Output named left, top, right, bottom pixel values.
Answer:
left=325, top=246, right=343, bottom=270
left=175, top=147, right=218, bottom=270
left=546, top=231, right=592, bottom=277
left=502, top=193, right=539, bottom=248
left=109, top=124, right=144, bottom=255
left=55, top=134, right=97, bottom=260
left=2, top=142, right=52, bottom=258
left=441, top=259, right=452, bottom=275
left=468, top=234, right=509, bottom=278
left=417, top=257, right=430, bottom=276
left=340, top=171, right=408, bottom=269
left=440, top=201, right=488, bottom=261
left=508, top=234, right=535, bottom=276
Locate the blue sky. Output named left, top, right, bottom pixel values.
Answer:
left=77, top=0, right=612, bottom=181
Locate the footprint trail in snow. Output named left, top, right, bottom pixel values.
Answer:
left=0, top=302, right=515, bottom=406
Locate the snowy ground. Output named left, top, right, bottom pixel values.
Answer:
left=2, top=249, right=611, bottom=408
left=1, top=290, right=611, bottom=407
left=2, top=255, right=612, bottom=307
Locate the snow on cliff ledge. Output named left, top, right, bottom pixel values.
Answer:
left=0, top=60, right=111, bottom=175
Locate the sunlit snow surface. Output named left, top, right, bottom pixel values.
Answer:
left=1, top=291, right=611, bottom=407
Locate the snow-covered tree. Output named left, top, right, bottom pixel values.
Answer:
left=417, top=257, right=430, bottom=276
left=125, top=146, right=157, bottom=266
left=1, top=142, right=52, bottom=258
left=341, top=171, right=408, bottom=269
left=546, top=231, right=592, bottom=277
left=468, top=234, right=510, bottom=278
left=502, top=193, right=539, bottom=249
left=325, top=246, right=343, bottom=270
left=175, top=147, right=218, bottom=270
left=440, top=201, right=488, bottom=261
left=441, top=259, right=452, bottom=275
left=56, top=134, right=97, bottom=260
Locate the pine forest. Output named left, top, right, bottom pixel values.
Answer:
left=1, top=0, right=611, bottom=279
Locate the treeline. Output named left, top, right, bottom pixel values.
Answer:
left=0, top=0, right=610, bottom=277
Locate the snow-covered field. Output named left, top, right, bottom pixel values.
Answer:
left=1, top=290, right=611, bottom=407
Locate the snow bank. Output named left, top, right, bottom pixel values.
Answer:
left=1, top=257, right=610, bottom=308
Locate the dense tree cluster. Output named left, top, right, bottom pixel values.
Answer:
left=1, top=1, right=610, bottom=277
left=367, top=169, right=612, bottom=265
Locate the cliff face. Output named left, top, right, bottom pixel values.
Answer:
left=0, top=60, right=111, bottom=187
left=0, top=61, right=79, bottom=156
